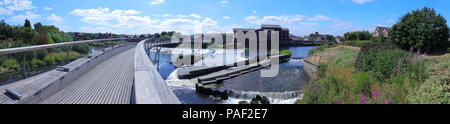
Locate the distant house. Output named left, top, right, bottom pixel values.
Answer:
left=289, top=34, right=300, bottom=41
left=314, top=32, right=329, bottom=41
left=335, top=36, right=344, bottom=43
left=373, top=26, right=390, bottom=37
left=303, top=36, right=311, bottom=41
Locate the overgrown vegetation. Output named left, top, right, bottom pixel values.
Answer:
left=301, top=42, right=447, bottom=104
left=0, top=19, right=90, bottom=83
left=308, top=43, right=338, bottom=55
left=390, top=7, right=450, bottom=53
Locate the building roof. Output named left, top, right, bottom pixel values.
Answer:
left=261, top=24, right=281, bottom=29
left=375, top=26, right=391, bottom=34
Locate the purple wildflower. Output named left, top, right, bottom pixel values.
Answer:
left=350, top=93, right=355, bottom=103
left=385, top=99, right=393, bottom=104
left=336, top=99, right=341, bottom=104
left=397, top=58, right=403, bottom=70
left=360, top=93, right=368, bottom=104
left=424, top=52, right=427, bottom=56
left=410, top=47, right=414, bottom=53
left=417, top=48, right=421, bottom=55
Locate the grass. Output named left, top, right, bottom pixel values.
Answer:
left=300, top=43, right=448, bottom=104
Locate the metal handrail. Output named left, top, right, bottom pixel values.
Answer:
left=0, top=38, right=141, bottom=55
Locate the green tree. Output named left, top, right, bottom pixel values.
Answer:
left=390, top=7, right=450, bottom=53
left=18, top=26, right=35, bottom=44
left=24, top=19, right=32, bottom=28
left=34, top=22, right=43, bottom=33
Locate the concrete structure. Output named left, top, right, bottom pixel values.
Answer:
left=233, top=24, right=290, bottom=45
left=0, top=44, right=135, bottom=104
left=0, top=38, right=180, bottom=104
left=134, top=40, right=180, bottom=104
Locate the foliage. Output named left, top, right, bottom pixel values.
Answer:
left=31, top=58, right=46, bottom=67
left=1, top=59, right=20, bottom=70
left=343, top=40, right=372, bottom=47
left=71, top=44, right=90, bottom=54
left=355, top=43, right=410, bottom=81
left=344, top=31, right=372, bottom=41
left=280, top=49, right=292, bottom=57
left=390, top=7, right=450, bottom=53
left=43, top=52, right=82, bottom=65
left=308, top=43, right=338, bottom=55
left=408, top=72, right=450, bottom=104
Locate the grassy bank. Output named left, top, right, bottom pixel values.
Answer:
left=298, top=44, right=449, bottom=104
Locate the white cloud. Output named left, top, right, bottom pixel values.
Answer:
left=124, top=10, right=139, bottom=15
left=7, top=11, right=40, bottom=23
left=44, top=7, right=53, bottom=11
left=300, top=22, right=319, bottom=26
left=221, top=0, right=229, bottom=4
left=70, top=7, right=146, bottom=26
left=351, top=0, right=375, bottom=4
left=80, top=26, right=114, bottom=33
left=47, top=14, right=63, bottom=25
left=331, top=21, right=353, bottom=29
left=381, top=19, right=395, bottom=24
left=190, top=13, right=202, bottom=19
left=307, top=15, right=331, bottom=21
left=0, top=7, right=12, bottom=15
left=244, top=15, right=306, bottom=25
left=223, top=16, right=230, bottom=19
left=0, top=0, right=36, bottom=15
left=71, top=7, right=231, bottom=34
left=244, top=15, right=258, bottom=21
left=150, top=0, right=165, bottom=5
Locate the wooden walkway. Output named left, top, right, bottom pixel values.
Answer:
left=40, top=48, right=135, bottom=104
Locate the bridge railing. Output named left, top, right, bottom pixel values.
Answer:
left=133, top=39, right=180, bottom=104
left=0, top=38, right=141, bottom=84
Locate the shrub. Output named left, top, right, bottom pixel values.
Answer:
left=2, top=59, right=20, bottom=70
left=43, top=52, right=82, bottom=65
left=302, top=74, right=349, bottom=104
left=352, top=72, right=373, bottom=95
left=280, top=49, right=292, bottom=57
left=390, top=7, right=449, bottom=53
left=31, top=58, right=46, bottom=67
left=407, top=72, right=450, bottom=104
left=71, top=44, right=90, bottom=54
left=355, top=43, right=410, bottom=81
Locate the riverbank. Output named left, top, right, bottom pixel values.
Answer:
left=298, top=44, right=449, bottom=104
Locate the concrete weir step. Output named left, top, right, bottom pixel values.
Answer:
left=197, top=54, right=290, bottom=85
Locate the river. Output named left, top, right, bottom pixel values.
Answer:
left=149, top=46, right=316, bottom=104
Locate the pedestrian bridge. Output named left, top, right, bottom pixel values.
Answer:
left=0, top=39, right=180, bottom=104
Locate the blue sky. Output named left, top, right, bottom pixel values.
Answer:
left=1, top=0, right=450, bottom=36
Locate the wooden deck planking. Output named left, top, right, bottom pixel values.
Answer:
left=40, top=48, right=135, bottom=104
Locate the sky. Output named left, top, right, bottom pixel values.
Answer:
left=1, top=0, right=450, bottom=36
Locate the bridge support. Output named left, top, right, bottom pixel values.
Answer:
left=66, top=45, right=70, bottom=64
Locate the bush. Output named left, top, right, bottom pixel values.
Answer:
left=352, top=72, right=373, bottom=95
left=72, top=44, right=90, bottom=54
left=31, top=58, right=46, bottom=67
left=390, top=7, right=449, bottom=53
left=43, top=52, right=82, bottom=65
left=343, top=40, right=372, bottom=47
left=302, top=74, right=349, bottom=104
left=280, top=49, right=292, bottom=57
left=408, top=72, right=450, bottom=104
left=2, top=59, right=20, bottom=70
left=356, top=43, right=410, bottom=81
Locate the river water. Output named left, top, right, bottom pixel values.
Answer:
left=149, top=46, right=316, bottom=104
